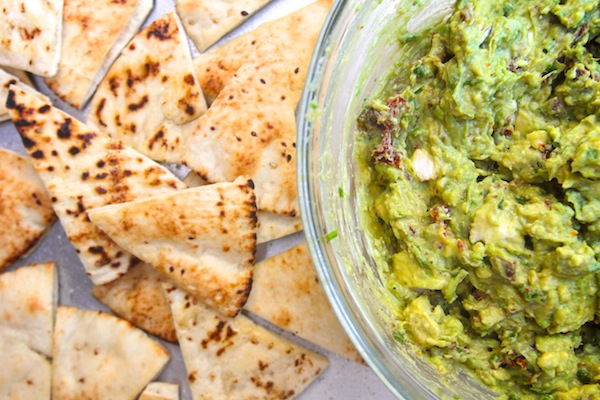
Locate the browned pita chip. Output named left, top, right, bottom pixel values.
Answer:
left=52, top=306, right=170, bottom=400
left=0, top=0, right=63, bottom=77
left=87, top=11, right=207, bottom=163
left=88, top=177, right=257, bottom=317
left=6, top=86, right=186, bottom=285
left=245, top=243, right=364, bottom=363
left=184, top=60, right=298, bottom=216
left=0, top=334, right=51, bottom=399
left=176, top=0, right=271, bottom=52
left=165, top=285, right=329, bottom=400
left=0, top=148, right=55, bottom=271
left=92, top=262, right=177, bottom=342
left=192, top=0, right=332, bottom=104
left=45, top=0, right=154, bottom=108
left=0, top=262, right=57, bottom=357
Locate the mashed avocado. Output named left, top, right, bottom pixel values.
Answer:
left=356, top=0, right=600, bottom=398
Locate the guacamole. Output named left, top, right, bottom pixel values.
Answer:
left=356, top=0, right=600, bottom=398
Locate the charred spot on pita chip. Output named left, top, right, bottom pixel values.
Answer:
left=57, top=118, right=72, bottom=138
left=147, top=20, right=173, bottom=41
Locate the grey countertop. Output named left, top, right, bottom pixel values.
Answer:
left=0, top=0, right=397, bottom=399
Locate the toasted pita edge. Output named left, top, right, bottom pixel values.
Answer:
left=139, top=382, right=180, bottom=400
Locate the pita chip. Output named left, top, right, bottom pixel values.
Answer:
left=92, top=262, right=177, bottom=342
left=52, top=306, right=170, bottom=400
left=87, top=11, right=207, bottom=163
left=0, top=149, right=55, bottom=271
left=0, top=334, right=51, bottom=400
left=45, top=0, right=153, bottom=108
left=0, top=0, right=63, bottom=77
left=139, top=382, right=179, bottom=400
left=165, top=285, right=329, bottom=400
left=245, top=243, right=364, bottom=363
left=176, top=0, right=271, bottom=52
left=192, top=0, right=331, bottom=104
left=0, top=67, right=45, bottom=121
left=6, top=86, right=186, bottom=285
left=184, top=60, right=298, bottom=216
left=184, top=171, right=301, bottom=243
left=0, top=262, right=57, bottom=357
left=88, top=177, right=257, bottom=317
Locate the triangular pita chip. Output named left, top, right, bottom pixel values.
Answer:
left=52, top=306, right=170, bottom=400
left=183, top=171, right=301, bottom=243
left=165, top=285, right=329, bottom=400
left=6, top=86, right=186, bottom=285
left=0, top=262, right=57, bottom=357
left=192, top=0, right=332, bottom=104
left=0, top=334, right=51, bottom=399
left=257, top=211, right=302, bottom=244
left=245, top=243, right=364, bottom=363
left=184, top=60, right=298, bottom=216
left=0, top=0, right=63, bottom=76
left=176, top=0, right=271, bottom=52
left=88, top=177, right=257, bottom=317
left=139, top=382, right=179, bottom=400
left=87, top=11, right=207, bottom=163
left=45, top=0, right=154, bottom=108
left=0, top=67, right=46, bottom=121
left=92, top=262, right=177, bottom=342
left=0, top=149, right=55, bottom=271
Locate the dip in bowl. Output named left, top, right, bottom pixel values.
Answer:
left=298, top=0, right=600, bottom=399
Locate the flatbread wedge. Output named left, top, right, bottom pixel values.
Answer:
left=0, top=148, right=55, bottom=271
left=0, top=66, right=45, bottom=121
left=88, top=177, right=257, bottom=317
left=52, top=306, right=170, bottom=400
left=87, top=11, right=207, bottom=163
left=0, top=334, right=51, bottom=400
left=183, top=171, right=301, bottom=243
left=184, top=60, right=298, bottom=216
left=6, top=86, right=186, bottom=285
left=0, top=262, right=57, bottom=357
left=245, top=243, right=364, bottom=363
left=45, top=0, right=154, bottom=108
left=0, top=0, right=63, bottom=76
left=92, top=262, right=178, bottom=342
left=192, top=0, right=332, bottom=104
left=139, top=382, right=179, bottom=400
left=176, top=0, right=271, bottom=52
left=165, top=285, right=329, bottom=400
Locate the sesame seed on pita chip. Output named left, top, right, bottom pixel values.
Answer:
left=45, top=0, right=154, bottom=108
left=0, top=148, right=55, bottom=271
left=52, top=306, right=170, bottom=400
left=92, top=262, right=178, bottom=343
left=0, top=334, right=51, bottom=400
left=87, top=11, right=207, bottom=164
left=88, top=177, right=257, bottom=318
left=0, top=0, right=64, bottom=77
left=6, top=85, right=186, bottom=285
left=0, top=262, right=57, bottom=358
left=176, top=0, right=271, bottom=53
left=192, top=0, right=332, bottom=105
left=245, top=243, right=364, bottom=364
left=164, top=284, right=329, bottom=400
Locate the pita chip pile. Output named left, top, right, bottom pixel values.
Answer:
left=87, top=11, right=207, bottom=164
left=0, top=1, right=372, bottom=398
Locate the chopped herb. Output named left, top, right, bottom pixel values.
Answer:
left=325, top=230, right=338, bottom=241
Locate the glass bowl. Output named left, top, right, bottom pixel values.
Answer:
left=297, top=0, right=497, bottom=398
